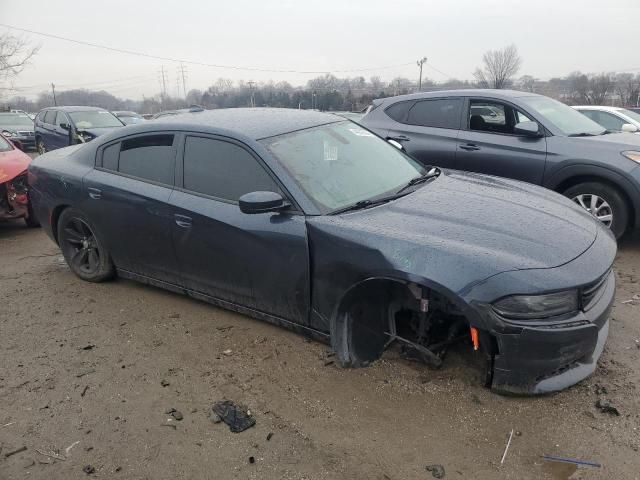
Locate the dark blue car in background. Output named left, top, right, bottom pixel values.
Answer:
left=34, top=106, right=124, bottom=154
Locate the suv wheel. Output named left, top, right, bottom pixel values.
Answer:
left=37, top=138, right=46, bottom=155
left=563, top=182, right=629, bottom=239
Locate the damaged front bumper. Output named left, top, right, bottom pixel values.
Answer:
left=481, top=270, right=614, bottom=395
left=0, top=173, right=30, bottom=221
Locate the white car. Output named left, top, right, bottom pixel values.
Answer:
left=573, top=105, right=640, bottom=134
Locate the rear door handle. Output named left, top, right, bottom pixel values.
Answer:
left=459, top=143, right=480, bottom=151
left=87, top=187, right=101, bottom=199
left=387, top=135, right=411, bottom=142
left=174, top=214, right=192, bottom=228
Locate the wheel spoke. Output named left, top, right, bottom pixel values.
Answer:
left=574, top=195, right=588, bottom=210
left=64, top=227, right=84, bottom=244
left=72, top=248, right=89, bottom=268
left=87, top=249, right=99, bottom=271
left=598, top=214, right=613, bottom=223
left=589, top=194, right=598, bottom=212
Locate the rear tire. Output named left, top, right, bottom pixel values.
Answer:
left=57, top=208, right=114, bottom=282
left=563, top=182, right=629, bottom=239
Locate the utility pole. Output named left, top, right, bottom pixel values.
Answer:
left=416, top=56, right=427, bottom=91
left=179, top=63, right=188, bottom=101
left=159, top=66, right=168, bottom=98
left=247, top=81, right=256, bottom=107
left=51, top=83, right=57, bottom=106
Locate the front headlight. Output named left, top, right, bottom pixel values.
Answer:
left=1, top=130, right=16, bottom=137
left=622, top=151, right=640, bottom=164
left=492, top=290, right=578, bottom=320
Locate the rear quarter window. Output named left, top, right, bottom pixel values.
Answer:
left=43, top=110, right=57, bottom=124
left=385, top=101, right=413, bottom=122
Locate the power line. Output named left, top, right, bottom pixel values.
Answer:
left=0, top=23, right=414, bottom=74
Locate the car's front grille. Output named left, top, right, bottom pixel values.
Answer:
left=581, top=271, right=610, bottom=311
left=17, top=131, right=34, bottom=137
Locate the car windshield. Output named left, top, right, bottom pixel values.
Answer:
left=119, top=116, right=144, bottom=125
left=520, top=96, right=605, bottom=136
left=619, top=108, right=640, bottom=124
left=68, top=111, right=123, bottom=129
left=0, top=134, right=13, bottom=151
left=0, top=114, right=33, bottom=126
left=261, top=121, right=426, bottom=213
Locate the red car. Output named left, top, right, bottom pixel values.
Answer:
left=0, top=134, right=39, bottom=227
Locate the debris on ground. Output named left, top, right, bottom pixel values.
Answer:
left=76, top=369, right=96, bottom=378
left=223, top=349, right=233, bottom=356
left=621, top=294, right=640, bottom=305
left=210, top=400, right=255, bottom=433
left=165, top=408, right=183, bottom=421
left=500, top=429, right=515, bottom=464
left=81, top=344, right=95, bottom=351
left=595, top=398, right=620, bottom=416
left=35, top=448, right=66, bottom=461
left=426, top=464, right=446, bottom=478
left=249, top=456, right=255, bottom=464
left=160, top=423, right=177, bottom=430
left=160, top=379, right=170, bottom=387
left=267, top=432, right=273, bottom=441
left=5, top=446, right=27, bottom=458
left=81, top=386, right=89, bottom=397
left=65, top=441, right=80, bottom=455
left=542, top=454, right=601, bottom=468
left=168, top=313, right=181, bottom=318
left=595, top=384, right=608, bottom=395
left=83, top=464, right=96, bottom=474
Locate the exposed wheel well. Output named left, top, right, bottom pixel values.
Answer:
left=554, top=175, right=635, bottom=229
left=331, top=278, right=478, bottom=368
left=51, top=204, right=70, bottom=244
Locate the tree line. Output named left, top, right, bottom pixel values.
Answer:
left=3, top=37, right=640, bottom=114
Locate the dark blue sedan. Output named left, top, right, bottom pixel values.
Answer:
left=28, top=108, right=616, bottom=394
left=34, top=106, right=124, bottom=154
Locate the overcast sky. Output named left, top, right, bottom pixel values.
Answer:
left=2, top=0, right=639, bottom=100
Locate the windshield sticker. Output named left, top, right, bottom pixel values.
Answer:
left=323, top=141, right=338, bottom=161
left=348, top=128, right=374, bottom=137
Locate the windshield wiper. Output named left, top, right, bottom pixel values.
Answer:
left=568, top=132, right=598, bottom=137
left=396, top=168, right=441, bottom=194
left=330, top=191, right=415, bottom=215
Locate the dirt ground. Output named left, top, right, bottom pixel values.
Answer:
left=1, top=221, right=639, bottom=480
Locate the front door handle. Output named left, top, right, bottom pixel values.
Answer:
left=459, top=143, right=480, bottom=151
left=87, top=187, right=101, bottom=199
left=387, top=135, right=411, bottom=142
left=174, top=214, right=192, bottom=228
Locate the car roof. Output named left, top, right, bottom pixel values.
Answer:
left=41, top=106, right=107, bottom=112
left=572, top=105, right=624, bottom=112
left=151, top=108, right=342, bottom=139
left=376, top=89, right=543, bottom=105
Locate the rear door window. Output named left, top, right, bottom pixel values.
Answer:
left=406, top=98, right=462, bottom=129
left=182, top=136, right=280, bottom=202
left=100, top=134, right=176, bottom=185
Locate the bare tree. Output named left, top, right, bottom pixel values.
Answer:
left=615, top=73, right=640, bottom=106
left=473, top=44, right=522, bottom=89
left=568, top=72, right=613, bottom=104
left=518, top=75, right=537, bottom=93
left=0, top=32, right=40, bottom=84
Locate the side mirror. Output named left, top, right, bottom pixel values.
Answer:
left=59, top=123, right=70, bottom=130
left=622, top=123, right=639, bottom=133
left=239, top=191, right=289, bottom=214
left=514, top=121, right=542, bottom=138
left=387, top=139, right=404, bottom=150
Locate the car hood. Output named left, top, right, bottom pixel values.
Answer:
left=78, top=126, right=122, bottom=137
left=572, top=131, right=640, bottom=148
left=1, top=124, right=34, bottom=133
left=307, top=170, right=599, bottom=290
left=0, top=148, right=31, bottom=182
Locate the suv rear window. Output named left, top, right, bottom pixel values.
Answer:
left=406, top=98, right=462, bottom=129
left=385, top=101, right=413, bottom=122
